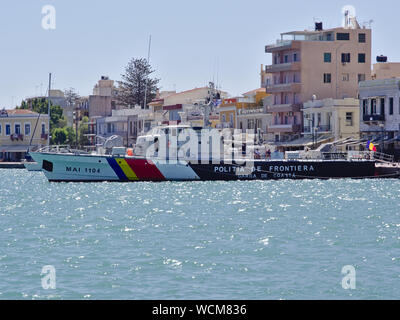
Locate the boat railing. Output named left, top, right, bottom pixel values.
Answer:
left=372, top=151, right=394, bottom=163
left=36, top=145, right=90, bottom=155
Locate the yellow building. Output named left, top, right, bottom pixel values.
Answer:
left=302, top=98, right=360, bottom=149
left=0, top=109, right=49, bottom=161
left=218, top=88, right=268, bottom=129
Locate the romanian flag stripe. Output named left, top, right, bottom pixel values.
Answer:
left=107, top=158, right=128, bottom=180
left=116, top=158, right=139, bottom=181
left=125, top=159, right=166, bottom=180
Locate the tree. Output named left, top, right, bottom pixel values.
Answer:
left=51, top=128, right=67, bottom=145
left=64, top=88, right=80, bottom=106
left=117, top=58, right=160, bottom=109
left=65, top=126, right=76, bottom=145
left=78, top=116, right=90, bottom=148
left=18, top=98, right=63, bottom=128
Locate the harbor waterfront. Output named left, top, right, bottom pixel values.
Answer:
left=0, top=169, right=399, bottom=299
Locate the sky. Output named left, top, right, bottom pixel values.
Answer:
left=0, top=0, right=399, bottom=108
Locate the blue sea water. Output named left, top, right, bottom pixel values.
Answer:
left=0, top=169, right=399, bottom=300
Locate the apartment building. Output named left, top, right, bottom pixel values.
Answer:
left=265, top=19, right=371, bottom=143
left=0, top=109, right=49, bottom=161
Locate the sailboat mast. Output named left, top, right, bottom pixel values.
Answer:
left=47, top=73, right=52, bottom=146
left=143, top=35, right=152, bottom=109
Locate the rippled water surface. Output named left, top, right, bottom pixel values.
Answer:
left=0, top=169, right=399, bottom=299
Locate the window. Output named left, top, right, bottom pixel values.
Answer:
left=389, top=97, right=394, bottom=115
left=284, top=55, right=289, bottom=63
left=359, top=33, right=366, bottom=43
left=6, top=124, right=10, bottom=135
left=229, top=114, right=234, bottom=126
left=342, top=73, right=349, bottom=81
left=293, top=53, right=299, bottom=62
left=337, top=33, right=350, bottom=40
left=324, top=52, right=331, bottom=63
left=362, top=99, right=368, bottom=115
left=25, top=123, right=31, bottom=135
left=358, top=53, right=366, bottom=63
left=15, top=124, right=21, bottom=135
left=380, top=98, right=385, bottom=115
left=341, top=53, right=351, bottom=63
left=323, top=73, right=331, bottom=83
left=371, top=99, right=377, bottom=114
left=358, top=74, right=366, bottom=82
left=0, top=124, right=1, bottom=135
left=346, top=112, right=353, bottom=126
left=41, top=123, right=46, bottom=134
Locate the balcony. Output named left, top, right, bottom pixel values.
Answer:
left=268, top=124, right=301, bottom=133
left=265, top=61, right=301, bottom=73
left=267, top=103, right=302, bottom=113
left=363, top=114, right=385, bottom=122
left=303, top=125, right=332, bottom=133
left=265, top=39, right=302, bottom=53
left=266, top=82, right=301, bottom=93
left=10, top=134, right=24, bottom=141
left=238, top=107, right=265, bottom=115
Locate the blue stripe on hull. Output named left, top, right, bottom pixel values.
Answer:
left=107, top=158, right=128, bottom=181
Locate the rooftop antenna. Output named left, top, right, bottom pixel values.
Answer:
left=342, top=5, right=357, bottom=29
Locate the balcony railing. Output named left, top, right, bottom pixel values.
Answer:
left=268, top=124, right=301, bottom=133
left=265, top=40, right=293, bottom=52
left=267, top=103, right=301, bottom=113
left=363, top=114, right=385, bottom=122
left=303, top=125, right=331, bottom=133
left=266, top=82, right=301, bottom=93
left=265, top=61, right=301, bottom=73
left=238, top=107, right=265, bottom=115
left=10, top=134, right=24, bottom=141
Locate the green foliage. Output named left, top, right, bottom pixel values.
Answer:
left=117, top=58, right=160, bottom=108
left=78, top=116, right=90, bottom=147
left=65, top=126, right=76, bottom=145
left=18, top=98, right=63, bottom=128
left=51, top=128, right=67, bottom=145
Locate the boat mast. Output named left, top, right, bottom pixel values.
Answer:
left=47, top=73, right=51, bottom=147
left=143, top=35, right=152, bottom=110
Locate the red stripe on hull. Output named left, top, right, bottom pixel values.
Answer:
left=125, top=159, right=165, bottom=181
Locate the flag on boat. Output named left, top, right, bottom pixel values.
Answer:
left=366, top=141, right=377, bottom=152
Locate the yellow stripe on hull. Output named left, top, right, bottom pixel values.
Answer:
left=115, top=158, right=139, bottom=181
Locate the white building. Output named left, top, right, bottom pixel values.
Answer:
left=359, top=78, right=400, bottom=157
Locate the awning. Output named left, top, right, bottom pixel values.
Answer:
left=0, top=145, right=30, bottom=153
